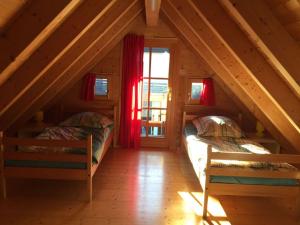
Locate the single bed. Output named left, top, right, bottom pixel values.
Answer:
left=181, top=107, right=300, bottom=219
left=0, top=105, right=117, bottom=201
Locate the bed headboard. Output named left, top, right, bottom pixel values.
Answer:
left=58, top=101, right=117, bottom=147
left=182, top=105, right=242, bottom=130
left=58, top=101, right=116, bottom=121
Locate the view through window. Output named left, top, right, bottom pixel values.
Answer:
left=95, top=77, right=108, bottom=96
left=187, top=79, right=203, bottom=104
left=142, top=47, right=170, bottom=137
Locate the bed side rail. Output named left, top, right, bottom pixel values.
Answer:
left=206, top=145, right=300, bottom=180
left=0, top=132, right=92, bottom=163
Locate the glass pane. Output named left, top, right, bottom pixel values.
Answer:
left=148, top=126, right=165, bottom=137
left=191, top=82, right=203, bottom=100
left=150, top=79, right=168, bottom=108
left=149, top=109, right=167, bottom=122
left=95, top=78, right=108, bottom=96
left=141, top=109, right=149, bottom=121
left=148, top=109, right=166, bottom=136
left=150, top=48, right=170, bottom=78
left=143, top=47, right=150, bottom=77
left=141, top=126, right=147, bottom=137
left=142, top=79, right=149, bottom=108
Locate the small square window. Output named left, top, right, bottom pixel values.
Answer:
left=191, top=82, right=203, bottom=100
left=94, top=75, right=111, bottom=100
left=186, top=78, right=203, bottom=104
left=95, top=78, right=108, bottom=96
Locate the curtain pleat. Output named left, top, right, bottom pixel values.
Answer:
left=200, top=78, right=215, bottom=106
left=81, top=73, right=96, bottom=101
left=119, top=34, right=144, bottom=149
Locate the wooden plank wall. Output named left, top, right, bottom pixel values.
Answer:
left=46, top=14, right=257, bottom=149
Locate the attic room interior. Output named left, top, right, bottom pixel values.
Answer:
left=0, top=0, right=300, bottom=224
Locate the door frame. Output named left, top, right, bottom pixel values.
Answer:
left=141, top=38, right=178, bottom=149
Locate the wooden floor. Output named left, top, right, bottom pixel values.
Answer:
left=0, top=149, right=299, bottom=225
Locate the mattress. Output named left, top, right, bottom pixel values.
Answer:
left=5, top=125, right=113, bottom=169
left=184, top=123, right=298, bottom=186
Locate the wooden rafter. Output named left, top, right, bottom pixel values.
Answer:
left=145, top=0, right=161, bottom=26
left=213, top=75, right=295, bottom=152
left=0, top=0, right=114, bottom=125
left=189, top=0, right=300, bottom=127
left=161, top=0, right=300, bottom=151
left=6, top=1, right=143, bottom=131
left=190, top=0, right=300, bottom=144
left=0, top=0, right=83, bottom=86
left=219, top=0, right=300, bottom=98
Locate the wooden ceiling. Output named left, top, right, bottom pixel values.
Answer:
left=264, top=0, right=300, bottom=45
left=145, top=0, right=161, bottom=26
left=0, top=0, right=299, bottom=152
left=0, top=0, right=29, bottom=32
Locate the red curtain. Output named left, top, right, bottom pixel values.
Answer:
left=81, top=73, right=96, bottom=101
left=200, top=78, right=215, bottom=106
left=119, top=34, right=144, bottom=149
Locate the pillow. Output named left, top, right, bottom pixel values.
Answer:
left=192, top=116, right=242, bottom=138
left=60, top=112, right=113, bottom=128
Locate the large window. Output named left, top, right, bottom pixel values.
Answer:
left=141, top=47, right=170, bottom=137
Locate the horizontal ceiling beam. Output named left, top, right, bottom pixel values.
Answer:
left=145, top=0, right=161, bottom=26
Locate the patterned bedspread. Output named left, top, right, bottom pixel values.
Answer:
left=186, top=134, right=296, bottom=172
left=20, top=126, right=112, bottom=163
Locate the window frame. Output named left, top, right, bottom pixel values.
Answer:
left=94, top=74, right=112, bottom=100
left=141, top=47, right=170, bottom=137
left=186, top=78, right=203, bottom=104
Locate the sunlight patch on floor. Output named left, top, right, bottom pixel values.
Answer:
left=178, top=191, right=203, bottom=216
left=178, top=191, right=231, bottom=225
left=191, top=192, right=227, bottom=217
left=201, top=220, right=232, bottom=225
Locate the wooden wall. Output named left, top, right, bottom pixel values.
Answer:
left=47, top=14, right=257, bottom=148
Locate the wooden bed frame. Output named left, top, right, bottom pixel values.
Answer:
left=181, top=106, right=300, bottom=219
left=0, top=105, right=117, bottom=202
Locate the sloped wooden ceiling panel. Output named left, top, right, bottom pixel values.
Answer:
left=0, top=0, right=83, bottom=86
left=213, top=75, right=296, bottom=151
left=264, top=0, right=300, bottom=45
left=219, top=0, right=300, bottom=98
left=0, top=0, right=113, bottom=123
left=161, top=0, right=300, bottom=152
left=0, top=0, right=140, bottom=130
left=189, top=0, right=300, bottom=126
left=7, top=0, right=143, bottom=131
left=0, top=0, right=29, bottom=32
left=0, top=0, right=299, bottom=152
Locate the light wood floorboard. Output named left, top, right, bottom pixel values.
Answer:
left=0, top=149, right=298, bottom=224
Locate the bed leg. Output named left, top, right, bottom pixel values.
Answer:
left=86, top=134, right=93, bottom=202
left=202, top=145, right=212, bottom=219
left=1, top=178, right=6, bottom=199
left=87, top=175, right=92, bottom=202
left=0, top=131, right=6, bottom=199
left=296, top=191, right=300, bottom=221
left=202, top=187, right=209, bottom=219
